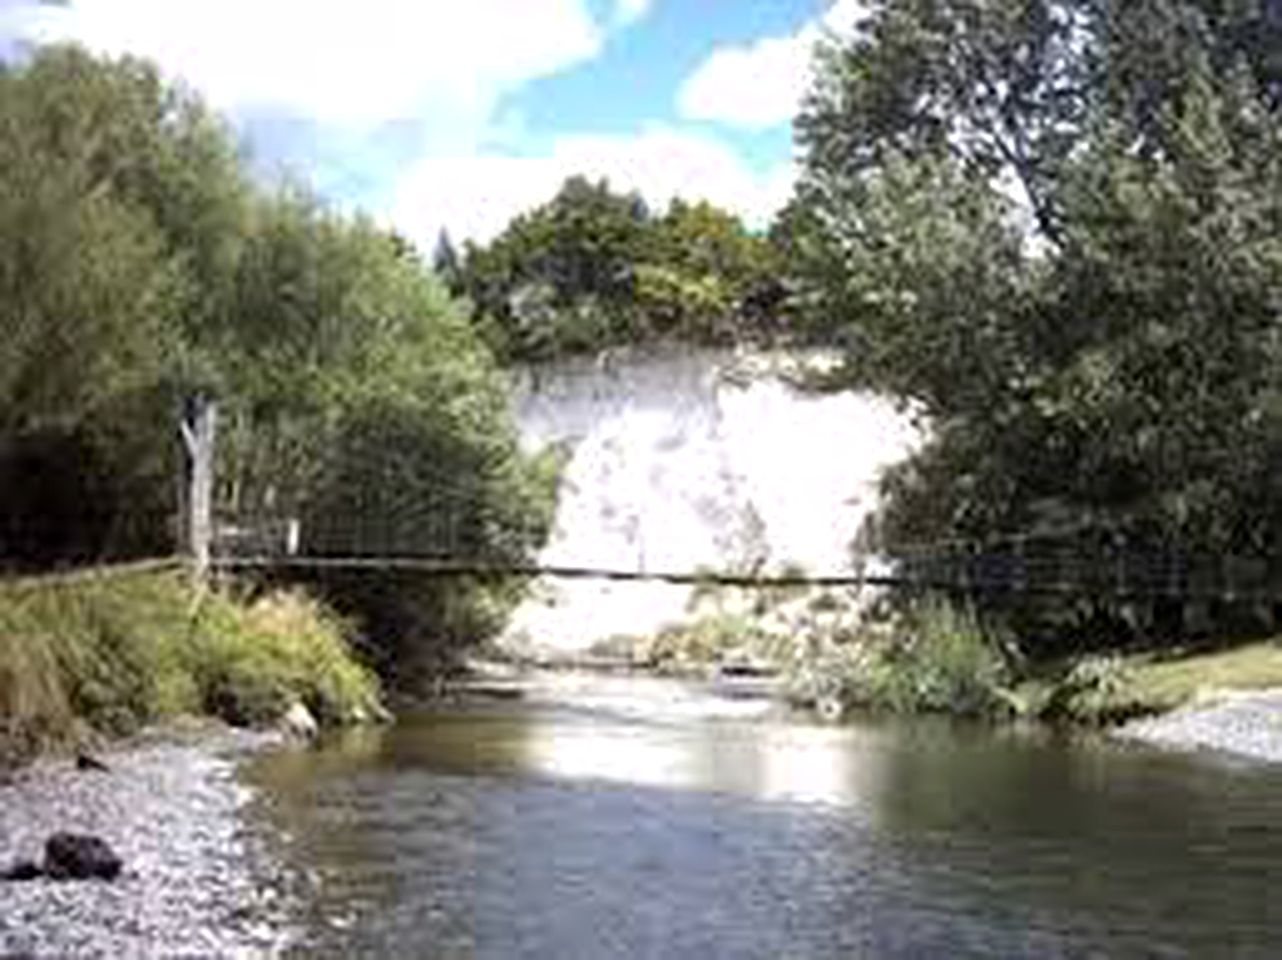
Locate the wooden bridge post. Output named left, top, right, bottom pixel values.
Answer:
left=180, top=394, right=218, bottom=582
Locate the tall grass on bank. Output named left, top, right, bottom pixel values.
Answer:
left=0, top=568, right=381, bottom=765
left=789, top=598, right=1015, bottom=718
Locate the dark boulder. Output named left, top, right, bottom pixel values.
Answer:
left=43, top=833, right=122, bottom=881
left=2, top=859, right=42, bottom=881
left=75, top=752, right=110, bottom=773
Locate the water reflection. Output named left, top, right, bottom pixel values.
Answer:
left=363, top=674, right=885, bottom=809
left=525, top=724, right=695, bottom=790
left=869, top=720, right=1282, bottom=953
left=244, top=678, right=1282, bottom=958
left=513, top=715, right=877, bottom=807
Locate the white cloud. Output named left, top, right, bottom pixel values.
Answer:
left=677, top=0, right=867, bottom=130
left=3, top=1, right=795, bottom=253
left=678, top=32, right=809, bottom=130
left=391, top=127, right=794, bottom=246
left=8, top=0, right=604, bottom=127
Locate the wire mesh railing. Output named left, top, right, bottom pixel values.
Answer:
left=207, top=496, right=1282, bottom=603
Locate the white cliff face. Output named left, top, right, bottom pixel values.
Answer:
left=504, top=347, right=920, bottom=653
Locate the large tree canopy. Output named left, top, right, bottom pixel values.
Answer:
left=456, top=176, right=786, bottom=361
left=791, top=0, right=1282, bottom=647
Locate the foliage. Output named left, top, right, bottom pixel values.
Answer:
left=191, top=588, right=381, bottom=727
left=1121, top=638, right=1282, bottom=710
left=643, top=611, right=786, bottom=674
left=0, top=46, right=556, bottom=679
left=0, top=46, right=241, bottom=564
left=0, top=47, right=248, bottom=440
left=788, top=0, right=1282, bottom=650
left=1016, top=638, right=1282, bottom=725
left=212, top=188, right=558, bottom=682
left=456, top=178, right=785, bottom=361
left=794, top=0, right=1089, bottom=248
left=1039, top=654, right=1142, bottom=725
left=219, top=190, right=557, bottom=576
left=788, top=599, right=1014, bottom=718
left=0, top=568, right=381, bottom=765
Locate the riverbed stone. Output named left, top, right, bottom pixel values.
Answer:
left=0, top=730, right=292, bottom=955
left=280, top=701, right=319, bottom=741
left=75, top=751, right=111, bottom=773
left=43, top=832, right=123, bottom=881
left=815, top=695, right=845, bottom=722
left=1118, top=688, right=1282, bottom=763
left=2, top=858, right=42, bottom=881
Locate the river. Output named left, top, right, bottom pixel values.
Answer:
left=243, top=674, right=1282, bottom=958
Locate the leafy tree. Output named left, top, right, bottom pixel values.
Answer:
left=458, top=179, right=785, bottom=359
left=641, top=199, right=786, bottom=339
left=459, top=176, right=652, bottom=359
left=791, top=0, right=1282, bottom=648
left=216, top=189, right=557, bottom=676
left=7, top=47, right=251, bottom=353
left=0, top=46, right=556, bottom=678
left=0, top=46, right=236, bottom=562
left=796, top=0, right=1090, bottom=247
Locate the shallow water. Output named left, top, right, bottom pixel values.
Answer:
left=245, top=675, right=1282, bottom=958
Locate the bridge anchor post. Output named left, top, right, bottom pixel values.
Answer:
left=179, top=394, right=218, bottom=584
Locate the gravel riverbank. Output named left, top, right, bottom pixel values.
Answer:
left=1118, top=688, right=1282, bottom=764
left=0, top=724, right=298, bottom=957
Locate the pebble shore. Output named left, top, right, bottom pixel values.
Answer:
left=0, top=725, right=297, bottom=957
left=1118, top=689, right=1282, bottom=764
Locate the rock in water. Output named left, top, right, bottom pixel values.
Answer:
left=816, top=695, right=845, bottom=722
left=2, top=858, right=42, bottom=881
left=44, top=833, right=123, bottom=881
left=280, top=701, right=319, bottom=741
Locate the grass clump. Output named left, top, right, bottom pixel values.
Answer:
left=1126, top=641, right=1282, bottom=707
left=0, top=571, right=196, bottom=745
left=193, top=589, right=382, bottom=727
left=1036, top=655, right=1143, bottom=725
left=0, top=568, right=382, bottom=765
left=1029, top=640, right=1282, bottom=726
left=643, top=612, right=794, bottom=675
left=789, top=598, right=1015, bottom=719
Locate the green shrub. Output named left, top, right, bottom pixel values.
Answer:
left=1040, top=655, right=1144, bottom=725
left=887, top=599, right=1013, bottom=715
left=645, top=611, right=793, bottom=674
left=191, top=589, right=381, bottom=726
left=0, top=568, right=382, bottom=763
left=790, top=599, right=1014, bottom=718
left=1, top=572, right=198, bottom=737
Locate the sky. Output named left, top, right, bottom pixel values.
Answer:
left=0, top=0, right=864, bottom=250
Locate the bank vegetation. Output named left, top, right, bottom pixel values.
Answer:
left=0, top=44, right=556, bottom=742
left=0, top=566, right=380, bottom=767
left=787, top=0, right=1282, bottom=657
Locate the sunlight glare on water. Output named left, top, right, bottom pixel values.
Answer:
left=245, top=678, right=1282, bottom=958
left=508, top=675, right=873, bottom=805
